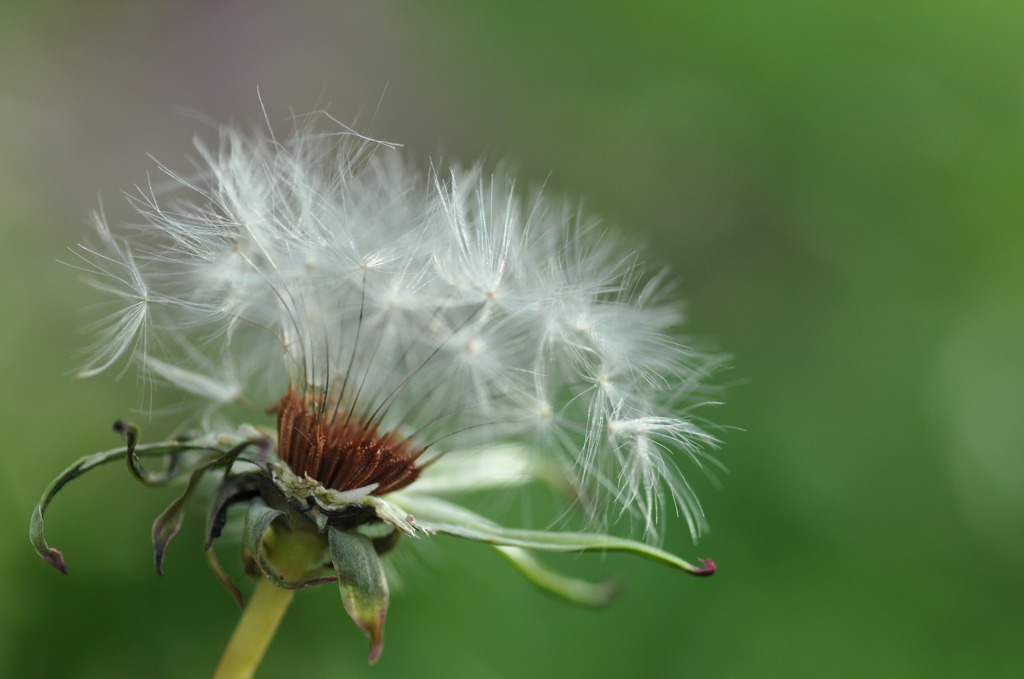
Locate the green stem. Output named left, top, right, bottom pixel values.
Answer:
left=212, top=528, right=326, bottom=679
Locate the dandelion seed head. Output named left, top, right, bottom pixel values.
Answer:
left=74, top=116, right=723, bottom=540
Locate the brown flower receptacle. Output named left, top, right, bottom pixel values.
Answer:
left=276, top=387, right=423, bottom=496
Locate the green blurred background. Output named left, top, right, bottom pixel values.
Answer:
left=2, top=1, right=1022, bottom=677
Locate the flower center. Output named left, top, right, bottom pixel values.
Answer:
left=275, top=387, right=422, bottom=495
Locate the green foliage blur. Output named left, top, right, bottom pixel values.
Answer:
left=2, top=1, right=1021, bottom=677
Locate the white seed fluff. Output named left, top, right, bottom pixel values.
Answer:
left=73, top=119, right=722, bottom=540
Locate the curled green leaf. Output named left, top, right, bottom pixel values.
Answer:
left=30, top=439, right=204, bottom=574
left=495, top=546, right=621, bottom=607
left=30, top=448, right=125, bottom=574
left=413, top=518, right=716, bottom=576
left=152, top=443, right=251, bottom=576
left=203, top=475, right=261, bottom=608
left=206, top=474, right=261, bottom=550
left=206, top=544, right=245, bottom=610
left=117, top=421, right=203, bottom=486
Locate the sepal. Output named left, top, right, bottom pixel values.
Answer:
left=328, top=527, right=390, bottom=664
left=242, top=499, right=333, bottom=590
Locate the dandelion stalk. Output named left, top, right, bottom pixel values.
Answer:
left=213, top=528, right=326, bottom=679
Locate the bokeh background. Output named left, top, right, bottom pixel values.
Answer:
left=2, top=1, right=1022, bottom=677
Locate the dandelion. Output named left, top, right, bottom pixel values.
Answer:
left=31, top=115, right=724, bottom=677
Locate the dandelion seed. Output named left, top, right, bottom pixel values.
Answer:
left=32, top=114, right=725, bottom=674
